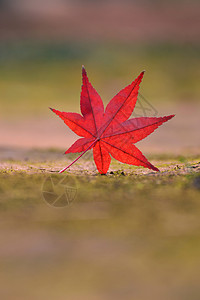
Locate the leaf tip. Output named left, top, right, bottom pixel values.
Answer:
left=82, top=65, right=86, bottom=74
left=167, top=114, right=175, bottom=121
left=138, top=70, right=145, bottom=80
left=151, top=165, right=160, bottom=172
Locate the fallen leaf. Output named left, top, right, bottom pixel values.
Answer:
left=50, top=66, right=174, bottom=174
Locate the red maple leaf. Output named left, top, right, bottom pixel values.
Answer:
left=50, top=66, right=174, bottom=174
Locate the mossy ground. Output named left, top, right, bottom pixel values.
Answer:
left=0, top=149, right=200, bottom=300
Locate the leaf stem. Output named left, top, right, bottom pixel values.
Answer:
left=59, top=139, right=98, bottom=173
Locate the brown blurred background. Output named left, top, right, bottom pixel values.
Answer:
left=0, top=0, right=200, bottom=42
left=0, top=0, right=200, bottom=154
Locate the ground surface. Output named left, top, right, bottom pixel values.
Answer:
left=0, top=148, right=200, bottom=300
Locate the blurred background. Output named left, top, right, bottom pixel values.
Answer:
left=0, top=0, right=200, bottom=153
left=0, top=1, right=200, bottom=300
